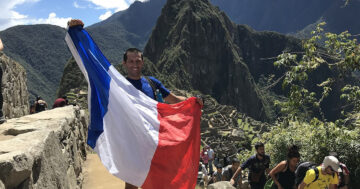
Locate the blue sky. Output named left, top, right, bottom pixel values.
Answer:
left=0, top=0, right=148, bottom=31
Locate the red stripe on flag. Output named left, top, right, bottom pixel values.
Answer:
left=142, top=97, right=201, bottom=189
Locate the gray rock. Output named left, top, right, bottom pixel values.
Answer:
left=0, top=106, right=87, bottom=189
left=0, top=52, right=29, bottom=119
left=208, top=181, right=236, bottom=189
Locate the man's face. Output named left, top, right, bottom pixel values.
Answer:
left=123, top=51, right=143, bottom=79
left=325, top=166, right=336, bottom=175
left=232, top=162, right=240, bottom=171
left=256, top=146, right=265, bottom=157
left=217, top=168, right=222, bottom=173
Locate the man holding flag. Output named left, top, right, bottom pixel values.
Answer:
left=67, top=19, right=203, bottom=189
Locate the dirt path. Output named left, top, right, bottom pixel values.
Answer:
left=83, top=154, right=126, bottom=189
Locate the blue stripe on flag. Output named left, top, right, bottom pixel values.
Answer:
left=67, top=26, right=112, bottom=148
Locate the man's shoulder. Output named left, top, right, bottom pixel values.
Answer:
left=146, top=76, right=160, bottom=82
left=303, top=167, right=319, bottom=184
left=223, top=165, right=232, bottom=171
left=264, top=154, right=270, bottom=160
left=247, top=155, right=256, bottom=161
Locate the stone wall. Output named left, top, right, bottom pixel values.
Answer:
left=0, top=51, right=29, bottom=119
left=0, top=106, right=88, bottom=189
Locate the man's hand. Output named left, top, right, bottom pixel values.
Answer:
left=229, top=178, right=235, bottom=186
left=68, top=19, right=84, bottom=28
left=195, top=95, right=204, bottom=106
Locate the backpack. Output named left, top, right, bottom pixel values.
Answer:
left=35, top=100, right=46, bottom=112
left=295, top=162, right=319, bottom=187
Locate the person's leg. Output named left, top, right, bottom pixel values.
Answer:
left=209, top=160, right=213, bottom=174
left=125, top=182, right=137, bottom=189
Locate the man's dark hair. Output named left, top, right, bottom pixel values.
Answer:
left=255, top=142, right=264, bottom=150
left=232, top=158, right=240, bottom=164
left=123, top=48, right=143, bottom=62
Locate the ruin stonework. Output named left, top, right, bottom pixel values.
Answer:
left=0, top=51, right=29, bottom=119
left=0, top=106, right=88, bottom=189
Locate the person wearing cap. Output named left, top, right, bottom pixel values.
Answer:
left=328, top=152, right=350, bottom=189
left=298, top=156, right=340, bottom=189
left=211, top=163, right=223, bottom=183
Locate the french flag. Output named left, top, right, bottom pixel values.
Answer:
left=65, top=26, right=202, bottom=188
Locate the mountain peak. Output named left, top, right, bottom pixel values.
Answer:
left=144, top=0, right=273, bottom=120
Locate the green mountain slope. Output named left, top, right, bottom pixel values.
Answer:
left=0, top=25, right=71, bottom=104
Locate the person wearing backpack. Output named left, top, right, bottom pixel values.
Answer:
left=328, top=152, right=350, bottom=189
left=298, top=156, right=340, bottom=189
left=230, top=142, right=271, bottom=189
left=268, top=145, right=300, bottom=189
left=35, top=96, right=48, bottom=113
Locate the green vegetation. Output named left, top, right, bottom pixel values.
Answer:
left=237, top=23, right=360, bottom=187
left=0, top=25, right=71, bottom=104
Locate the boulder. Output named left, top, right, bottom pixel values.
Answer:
left=208, top=181, right=236, bottom=189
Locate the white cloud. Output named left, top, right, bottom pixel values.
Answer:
left=87, top=0, right=149, bottom=11
left=29, top=13, right=72, bottom=28
left=0, top=0, right=38, bottom=31
left=73, top=1, right=85, bottom=9
left=0, top=0, right=72, bottom=31
left=99, top=11, right=113, bottom=21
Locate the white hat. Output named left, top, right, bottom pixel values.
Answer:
left=323, top=156, right=342, bottom=172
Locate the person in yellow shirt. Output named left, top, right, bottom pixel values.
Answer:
left=298, top=156, right=341, bottom=189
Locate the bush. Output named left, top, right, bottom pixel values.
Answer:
left=262, top=118, right=360, bottom=187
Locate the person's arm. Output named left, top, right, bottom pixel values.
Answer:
left=164, top=93, right=204, bottom=105
left=164, top=93, right=186, bottom=104
left=329, top=184, right=337, bottom=189
left=298, top=182, right=307, bottom=189
left=299, top=169, right=315, bottom=189
left=212, top=172, right=220, bottom=183
left=269, top=161, right=286, bottom=189
left=343, top=174, right=350, bottom=189
left=265, top=155, right=271, bottom=175
left=230, top=167, right=242, bottom=185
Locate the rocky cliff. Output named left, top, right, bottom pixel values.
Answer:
left=0, top=106, right=88, bottom=189
left=143, top=0, right=302, bottom=121
left=0, top=52, right=29, bottom=119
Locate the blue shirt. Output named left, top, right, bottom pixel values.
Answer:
left=126, top=76, right=170, bottom=100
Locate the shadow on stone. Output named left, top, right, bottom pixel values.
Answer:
left=32, top=158, right=42, bottom=184
left=3, top=128, right=36, bottom=136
